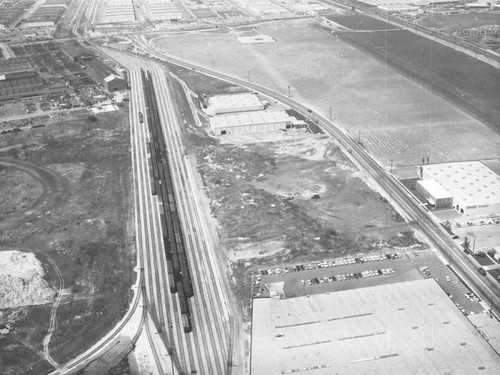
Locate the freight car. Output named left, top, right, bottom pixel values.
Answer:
left=141, top=69, right=194, bottom=333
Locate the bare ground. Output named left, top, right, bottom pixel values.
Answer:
left=0, top=109, right=134, bottom=374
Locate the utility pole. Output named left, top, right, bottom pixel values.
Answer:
left=390, top=159, right=393, bottom=174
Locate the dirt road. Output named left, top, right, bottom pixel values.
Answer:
left=0, top=158, right=69, bottom=231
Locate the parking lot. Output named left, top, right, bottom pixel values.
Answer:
left=408, top=250, right=485, bottom=315
left=253, top=249, right=485, bottom=316
left=253, top=253, right=421, bottom=297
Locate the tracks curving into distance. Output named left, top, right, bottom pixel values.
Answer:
left=101, top=47, right=234, bottom=374
left=131, top=37, right=500, bottom=318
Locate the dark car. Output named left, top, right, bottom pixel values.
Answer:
left=478, top=267, right=487, bottom=276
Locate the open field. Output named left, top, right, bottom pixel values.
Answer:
left=417, top=12, right=500, bottom=32
left=325, top=13, right=398, bottom=30
left=331, top=15, right=500, bottom=130
left=0, top=109, right=133, bottom=374
left=155, top=18, right=500, bottom=167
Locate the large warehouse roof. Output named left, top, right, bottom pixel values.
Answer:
left=208, top=93, right=264, bottom=114
left=422, top=161, right=500, bottom=208
left=210, top=110, right=292, bottom=129
left=416, top=179, right=453, bottom=200
left=251, top=279, right=500, bottom=375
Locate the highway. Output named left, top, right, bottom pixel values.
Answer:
left=100, top=47, right=235, bottom=374
left=131, top=35, right=500, bottom=318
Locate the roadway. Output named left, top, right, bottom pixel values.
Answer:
left=131, top=35, right=500, bottom=318
left=100, top=47, right=235, bottom=374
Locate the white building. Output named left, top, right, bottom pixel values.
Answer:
left=419, top=161, right=500, bottom=215
left=208, top=93, right=264, bottom=115
left=210, top=110, right=295, bottom=136
left=416, top=179, right=453, bottom=209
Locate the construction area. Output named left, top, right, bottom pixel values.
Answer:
left=251, top=279, right=500, bottom=375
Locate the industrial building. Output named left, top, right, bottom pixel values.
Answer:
left=103, top=74, right=127, bottom=91
left=208, top=92, right=264, bottom=115
left=209, top=110, right=299, bottom=136
left=416, top=179, right=453, bottom=209
left=419, top=161, right=500, bottom=215
left=251, top=279, right=500, bottom=375
left=61, top=43, right=94, bottom=62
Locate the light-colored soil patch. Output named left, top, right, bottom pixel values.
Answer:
left=0, top=250, right=55, bottom=309
left=155, top=19, right=500, bottom=166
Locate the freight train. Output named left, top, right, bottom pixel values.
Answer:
left=141, top=69, right=193, bottom=333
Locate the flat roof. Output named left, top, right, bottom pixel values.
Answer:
left=210, top=110, right=292, bottom=129
left=416, top=179, right=453, bottom=200
left=208, top=93, right=264, bottom=113
left=422, top=162, right=500, bottom=208
left=251, top=279, right=500, bottom=375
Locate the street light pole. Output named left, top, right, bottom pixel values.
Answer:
left=390, top=159, right=393, bottom=174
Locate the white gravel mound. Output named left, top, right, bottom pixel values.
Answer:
left=0, top=250, right=55, bottom=309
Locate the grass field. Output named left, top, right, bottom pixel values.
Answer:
left=331, top=15, right=500, bottom=130
left=155, top=18, right=500, bottom=167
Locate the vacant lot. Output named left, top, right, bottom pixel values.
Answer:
left=0, top=110, right=133, bottom=374
left=197, top=134, right=412, bottom=264
left=155, top=18, right=500, bottom=167
left=331, top=15, right=500, bottom=129
left=325, top=14, right=398, bottom=30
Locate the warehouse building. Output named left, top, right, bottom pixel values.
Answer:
left=416, top=179, right=453, bottom=209
left=61, top=43, right=94, bottom=62
left=210, top=110, right=297, bottom=136
left=252, top=279, right=500, bottom=375
left=208, top=92, right=264, bottom=115
left=104, top=74, right=127, bottom=91
left=419, top=161, right=500, bottom=215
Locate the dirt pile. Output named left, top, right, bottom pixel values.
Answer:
left=0, top=250, right=55, bottom=309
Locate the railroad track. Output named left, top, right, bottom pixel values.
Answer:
left=131, top=36, right=500, bottom=318
left=102, top=48, right=234, bottom=374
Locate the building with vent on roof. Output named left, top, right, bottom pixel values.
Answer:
left=419, top=161, right=500, bottom=215
left=208, top=93, right=264, bottom=115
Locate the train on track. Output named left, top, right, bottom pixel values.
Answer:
left=141, top=69, right=193, bottom=333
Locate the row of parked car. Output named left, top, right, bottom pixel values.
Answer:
left=301, top=268, right=395, bottom=285
left=258, top=253, right=402, bottom=276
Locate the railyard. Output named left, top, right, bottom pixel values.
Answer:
left=1, top=0, right=500, bottom=374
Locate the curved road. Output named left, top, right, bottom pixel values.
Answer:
left=133, top=36, right=500, bottom=318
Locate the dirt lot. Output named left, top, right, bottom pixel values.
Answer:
left=155, top=18, right=500, bottom=167
left=0, top=109, right=134, bottom=375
